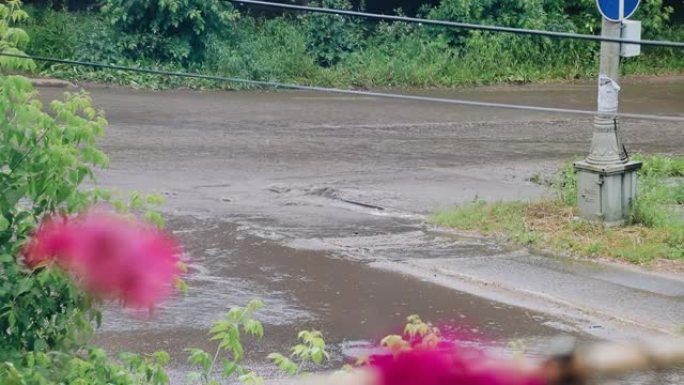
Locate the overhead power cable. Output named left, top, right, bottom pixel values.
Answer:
left=3, top=52, right=684, bottom=122
left=228, top=0, right=684, bottom=49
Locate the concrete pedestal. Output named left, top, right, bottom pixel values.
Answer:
left=573, top=160, right=642, bottom=226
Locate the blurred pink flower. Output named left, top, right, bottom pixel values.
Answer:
left=23, top=211, right=182, bottom=309
left=370, top=343, right=544, bottom=385
left=22, top=216, right=73, bottom=269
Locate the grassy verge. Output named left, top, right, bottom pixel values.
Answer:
left=432, top=155, right=684, bottom=264
left=21, top=7, right=684, bottom=90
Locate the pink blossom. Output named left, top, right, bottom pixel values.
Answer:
left=22, top=216, right=74, bottom=269
left=370, top=343, right=545, bottom=385
left=23, top=211, right=182, bottom=309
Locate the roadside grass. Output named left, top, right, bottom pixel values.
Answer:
left=22, top=7, right=684, bottom=90
left=432, top=155, right=684, bottom=264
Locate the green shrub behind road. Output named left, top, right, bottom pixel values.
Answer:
left=429, top=0, right=674, bottom=38
left=204, top=17, right=322, bottom=84
left=24, top=6, right=122, bottom=64
left=21, top=1, right=684, bottom=89
left=101, top=0, right=238, bottom=64
left=300, top=0, right=365, bottom=67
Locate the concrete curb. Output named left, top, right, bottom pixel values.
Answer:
left=30, top=78, right=75, bottom=88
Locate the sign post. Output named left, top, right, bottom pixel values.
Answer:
left=573, top=0, right=642, bottom=226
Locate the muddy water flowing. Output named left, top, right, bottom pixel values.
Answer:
left=94, top=217, right=565, bottom=366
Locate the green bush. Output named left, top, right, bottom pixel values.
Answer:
left=205, top=17, right=323, bottom=84
left=24, top=6, right=123, bottom=64
left=424, top=0, right=678, bottom=84
left=300, top=0, right=365, bottom=67
left=0, top=72, right=107, bottom=360
left=0, top=0, right=34, bottom=71
left=17, top=0, right=684, bottom=89
left=1, top=348, right=170, bottom=385
left=1, top=3, right=109, bottom=361
left=21, top=5, right=76, bottom=58
left=1, top=5, right=182, bottom=384
left=429, top=0, right=673, bottom=37
left=339, top=30, right=458, bottom=87
left=101, top=0, right=238, bottom=63
left=1, top=7, right=108, bottom=382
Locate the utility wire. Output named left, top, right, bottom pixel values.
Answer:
left=228, top=0, right=684, bottom=49
left=3, top=52, right=684, bottom=122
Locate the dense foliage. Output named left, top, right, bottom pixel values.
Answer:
left=1, top=3, right=172, bottom=384
left=1, top=1, right=106, bottom=363
left=301, top=0, right=364, bottom=66
left=0, top=0, right=33, bottom=70
left=101, top=0, right=238, bottom=63
left=20, top=0, right=684, bottom=89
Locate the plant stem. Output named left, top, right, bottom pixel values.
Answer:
left=206, top=344, right=222, bottom=384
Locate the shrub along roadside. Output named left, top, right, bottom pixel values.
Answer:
left=431, top=155, right=684, bottom=264
left=20, top=1, right=684, bottom=90
left=1, top=4, right=180, bottom=384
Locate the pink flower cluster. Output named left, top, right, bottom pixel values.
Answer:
left=370, top=342, right=545, bottom=385
left=23, top=211, right=182, bottom=309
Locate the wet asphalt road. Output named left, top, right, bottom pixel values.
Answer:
left=36, top=79, right=684, bottom=383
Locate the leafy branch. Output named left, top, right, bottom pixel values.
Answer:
left=269, top=329, right=330, bottom=376
left=185, top=299, right=265, bottom=385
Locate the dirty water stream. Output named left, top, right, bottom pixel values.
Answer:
left=93, top=216, right=566, bottom=377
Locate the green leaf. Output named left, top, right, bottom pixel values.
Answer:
left=145, top=211, right=165, bottom=229
left=222, top=359, right=239, bottom=378
left=243, top=319, right=264, bottom=338
left=209, top=320, right=230, bottom=334
left=112, top=199, right=127, bottom=213
left=227, top=307, right=245, bottom=322
left=120, top=352, right=143, bottom=369
left=175, top=278, right=188, bottom=294
left=0, top=215, right=9, bottom=231
left=186, top=348, right=211, bottom=371
left=246, top=299, right=264, bottom=313
left=146, top=194, right=166, bottom=205
left=267, top=353, right=298, bottom=376
left=229, top=334, right=244, bottom=360
left=153, top=351, right=171, bottom=365
left=15, top=278, right=33, bottom=295
left=311, top=348, right=324, bottom=364
left=210, top=331, right=227, bottom=341
left=184, top=371, right=203, bottom=384
left=291, top=344, right=307, bottom=358
left=238, top=371, right=264, bottom=385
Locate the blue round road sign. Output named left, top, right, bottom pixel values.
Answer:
left=597, top=0, right=640, bottom=22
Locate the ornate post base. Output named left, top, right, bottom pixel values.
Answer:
left=573, top=160, right=642, bottom=227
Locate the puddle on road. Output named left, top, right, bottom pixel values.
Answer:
left=95, top=215, right=568, bottom=365
left=93, top=217, right=682, bottom=384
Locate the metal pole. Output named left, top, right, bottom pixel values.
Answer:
left=574, top=18, right=642, bottom=226
left=587, top=19, right=628, bottom=165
